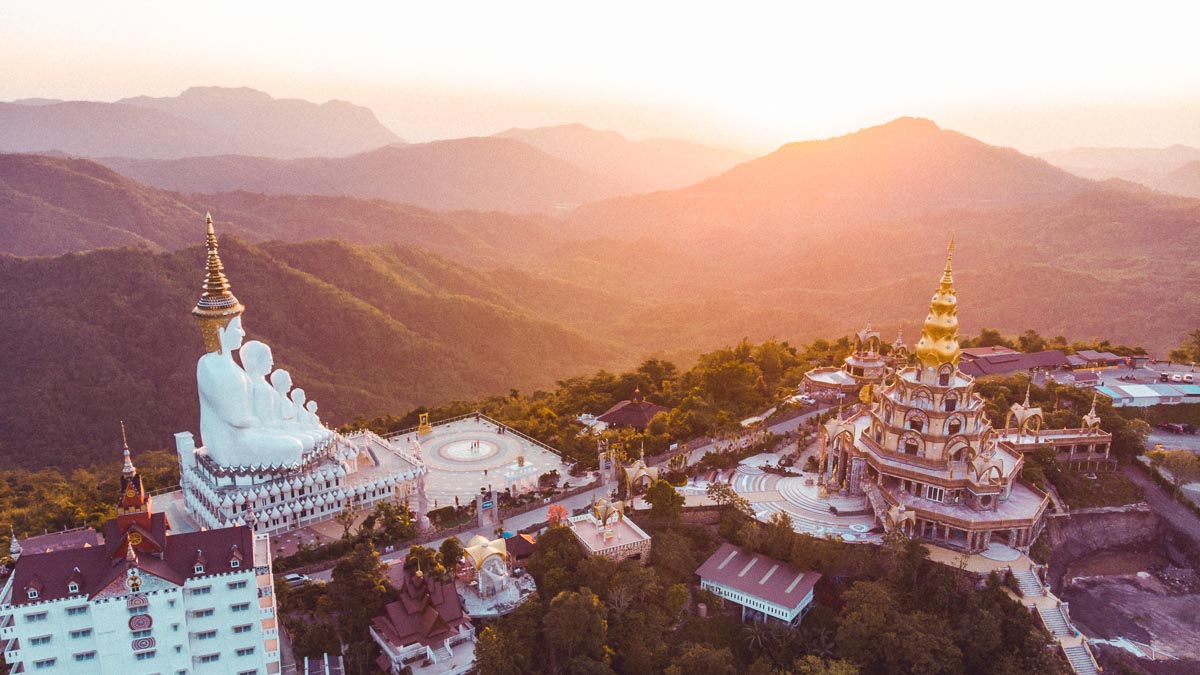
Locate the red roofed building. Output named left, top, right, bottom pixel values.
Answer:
left=696, top=543, right=821, bottom=626
left=370, top=568, right=475, bottom=675
left=596, top=388, right=669, bottom=431
left=0, top=435, right=280, bottom=674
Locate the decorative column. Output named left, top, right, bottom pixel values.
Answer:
left=849, top=456, right=866, bottom=496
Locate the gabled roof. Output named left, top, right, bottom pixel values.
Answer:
left=505, top=533, right=537, bottom=559
left=695, top=543, right=820, bottom=609
left=374, top=570, right=469, bottom=649
left=958, top=350, right=1067, bottom=377
left=8, top=521, right=255, bottom=607
left=596, top=399, right=669, bottom=430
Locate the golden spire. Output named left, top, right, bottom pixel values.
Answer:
left=191, top=214, right=244, bottom=352
left=914, top=237, right=962, bottom=368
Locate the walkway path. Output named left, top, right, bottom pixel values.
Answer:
left=1121, top=465, right=1200, bottom=546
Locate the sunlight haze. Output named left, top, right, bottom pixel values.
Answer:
left=3, top=0, right=1200, bottom=152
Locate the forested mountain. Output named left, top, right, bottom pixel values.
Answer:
left=495, top=123, right=751, bottom=192
left=0, top=153, right=564, bottom=259
left=1156, top=161, right=1200, bottom=198
left=97, top=137, right=631, bottom=213
left=0, top=237, right=621, bottom=469
left=1, top=87, right=401, bottom=158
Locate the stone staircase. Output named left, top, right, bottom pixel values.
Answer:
left=433, top=645, right=452, bottom=662
left=1012, top=569, right=1045, bottom=597
left=1038, top=606, right=1073, bottom=637
left=1063, top=644, right=1099, bottom=675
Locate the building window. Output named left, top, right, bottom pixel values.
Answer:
left=194, top=564, right=205, bottom=574
left=230, top=559, right=240, bottom=569
left=197, top=629, right=217, bottom=640
left=132, top=629, right=152, bottom=639
left=944, top=395, right=958, bottom=412
left=66, top=606, right=88, bottom=616
left=233, top=624, right=253, bottom=634
left=238, top=670, right=259, bottom=675
left=193, top=608, right=215, bottom=618
left=70, top=628, right=93, bottom=639
left=231, top=602, right=250, bottom=612
left=907, top=418, right=923, bottom=432
left=228, top=580, right=248, bottom=590
left=198, top=653, right=221, bottom=663
left=74, top=651, right=97, bottom=661
left=948, top=418, right=963, bottom=435
left=68, top=582, right=79, bottom=594
left=31, top=635, right=52, bottom=646
left=191, top=586, right=212, bottom=596
left=25, top=611, right=48, bottom=623
left=236, top=646, right=256, bottom=656
left=926, top=485, right=945, bottom=502
left=939, top=372, right=950, bottom=386
left=27, top=588, right=39, bottom=599
left=135, top=650, right=157, bottom=660
left=34, top=658, right=57, bottom=669
left=129, top=605, right=149, bottom=615
left=904, top=439, right=919, bottom=455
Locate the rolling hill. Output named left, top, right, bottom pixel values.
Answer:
left=495, top=123, right=751, bottom=192
left=0, top=87, right=401, bottom=159
left=0, top=153, right=564, bottom=259
left=97, top=137, right=632, bottom=213
left=0, top=237, right=622, bottom=469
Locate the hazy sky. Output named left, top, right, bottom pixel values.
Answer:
left=3, top=1, right=1199, bottom=153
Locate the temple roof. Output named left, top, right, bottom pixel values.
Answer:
left=596, top=397, right=669, bottom=430
left=914, top=237, right=962, bottom=368
left=373, top=569, right=468, bottom=649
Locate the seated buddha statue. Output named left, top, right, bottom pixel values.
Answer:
left=239, top=340, right=318, bottom=451
left=197, top=316, right=305, bottom=467
left=268, top=369, right=320, bottom=452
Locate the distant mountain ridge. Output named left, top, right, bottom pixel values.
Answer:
left=1038, top=144, right=1200, bottom=198
left=0, top=86, right=401, bottom=159
left=566, top=117, right=1092, bottom=241
left=95, top=137, right=633, bottom=213
left=495, top=123, right=751, bottom=192
left=0, top=153, right=565, bottom=258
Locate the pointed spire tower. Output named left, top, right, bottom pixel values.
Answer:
left=9, top=529, right=21, bottom=563
left=117, top=422, right=152, bottom=532
left=192, top=213, right=244, bottom=353
left=914, top=237, right=962, bottom=369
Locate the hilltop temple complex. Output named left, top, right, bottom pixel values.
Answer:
left=175, top=216, right=429, bottom=535
left=803, top=324, right=907, bottom=399
left=820, top=241, right=1113, bottom=553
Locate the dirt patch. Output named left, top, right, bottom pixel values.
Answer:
left=1064, top=550, right=1169, bottom=580
left=1061, top=565, right=1200, bottom=661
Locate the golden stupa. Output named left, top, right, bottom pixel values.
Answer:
left=913, top=237, right=962, bottom=368
left=191, top=213, right=244, bottom=353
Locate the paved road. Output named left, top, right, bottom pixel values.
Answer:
left=1121, top=464, right=1200, bottom=547
left=661, top=403, right=833, bottom=470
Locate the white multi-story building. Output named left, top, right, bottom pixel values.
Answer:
left=1, top=445, right=281, bottom=674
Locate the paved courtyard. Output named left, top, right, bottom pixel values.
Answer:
left=399, top=417, right=570, bottom=508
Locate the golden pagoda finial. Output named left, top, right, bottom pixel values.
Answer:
left=1023, top=383, right=1031, bottom=408
left=914, top=236, right=962, bottom=368
left=191, top=214, right=244, bottom=352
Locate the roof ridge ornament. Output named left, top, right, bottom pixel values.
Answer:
left=121, top=420, right=136, bottom=478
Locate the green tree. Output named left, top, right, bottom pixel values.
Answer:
left=1167, top=328, right=1200, bottom=364
left=666, top=643, right=736, bottom=675
left=439, top=535, right=465, bottom=570
left=544, top=588, right=611, bottom=668
left=791, top=655, right=860, bottom=675
left=1150, top=448, right=1200, bottom=497
left=644, top=479, right=685, bottom=522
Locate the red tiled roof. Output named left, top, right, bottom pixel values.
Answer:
left=597, top=399, right=669, bottom=430
left=9, top=518, right=255, bottom=607
left=958, top=350, right=1067, bottom=377
left=695, top=543, right=820, bottom=609
left=505, top=533, right=537, bottom=559
left=374, top=570, right=469, bottom=650
left=20, top=529, right=102, bottom=554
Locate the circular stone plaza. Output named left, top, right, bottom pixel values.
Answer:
left=401, top=415, right=571, bottom=508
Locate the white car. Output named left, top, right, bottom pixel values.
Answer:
left=798, top=395, right=817, bottom=405
left=283, top=573, right=310, bottom=587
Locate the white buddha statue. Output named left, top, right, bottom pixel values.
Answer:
left=289, top=388, right=333, bottom=445
left=269, top=369, right=318, bottom=451
left=304, top=400, right=335, bottom=443
left=197, top=316, right=305, bottom=467
left=239, top=340, right=317, bottom=450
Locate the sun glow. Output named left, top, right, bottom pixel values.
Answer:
left=2, top=1, right=1200, bottom=151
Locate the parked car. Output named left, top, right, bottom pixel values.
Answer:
left=798, top=394, right=817, bottom=405
left=283, top=573, right=310, bottom=587
left=1185, top=374, right=1195, bottom=384
left=1160, top=372, right=1171, bottom=382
